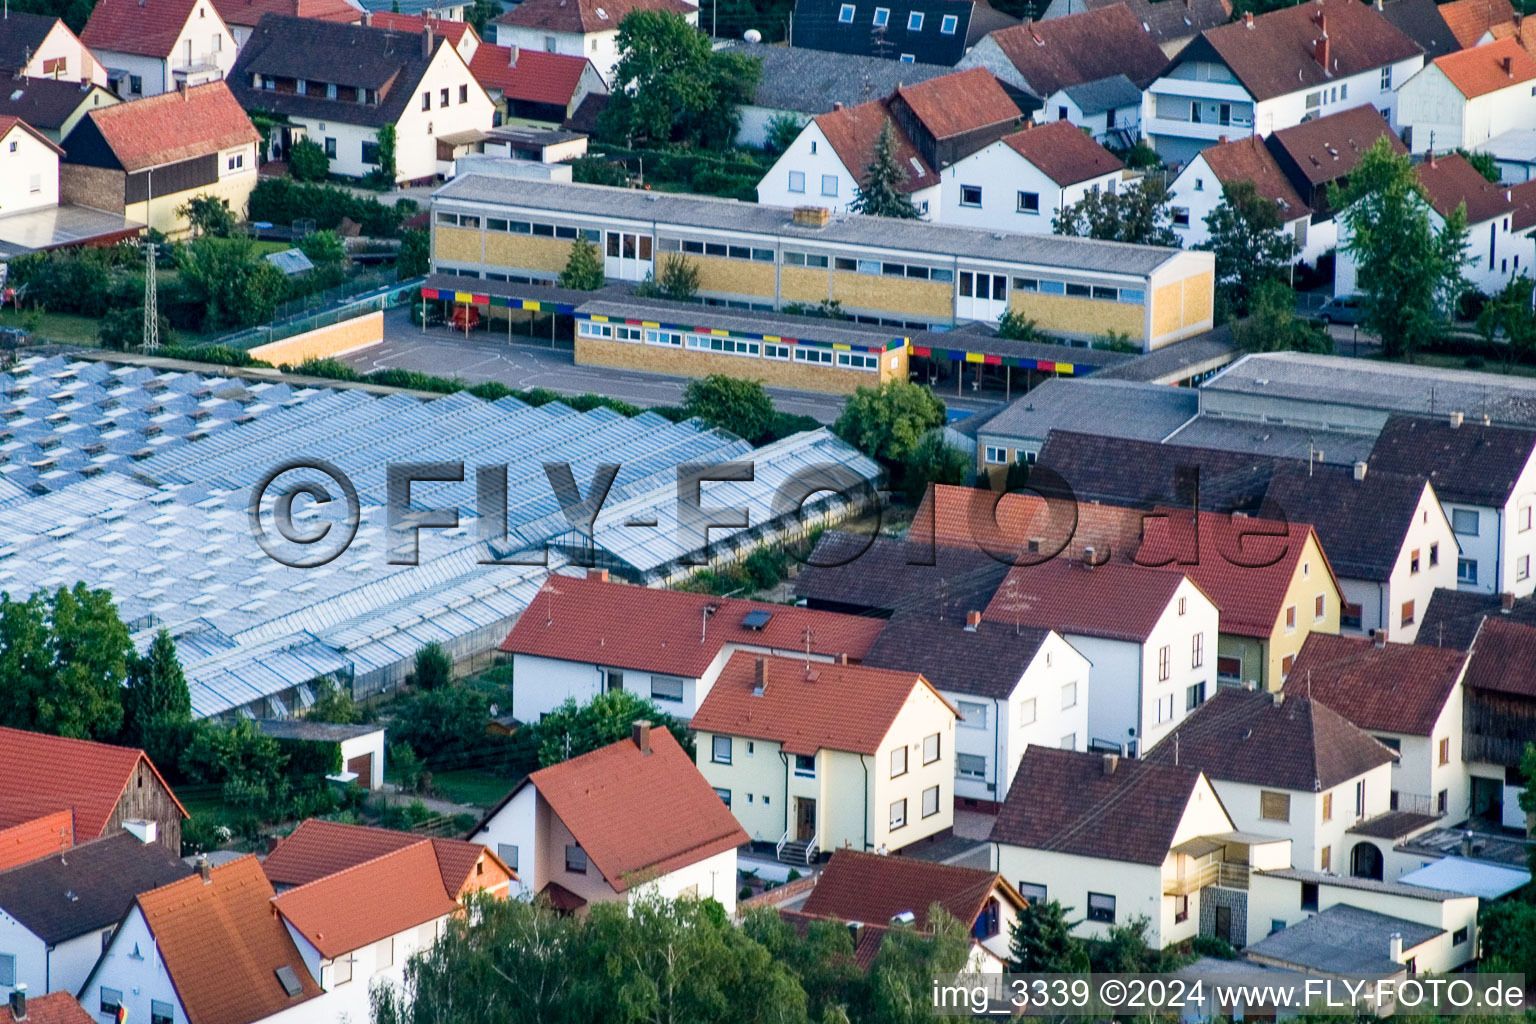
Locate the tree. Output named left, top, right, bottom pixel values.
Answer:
left=298, top=229, right=347, bottom=266
left=386, top=687, right=489, bottom=765
left=0, top=584, right=131, bottom=741
left=741, top=910, right=862, bottom=1023
left=398, top=229, right=430, bottom=279
left=306, top=676, right=362, bottom=725
left=900, top=433, right=969, bottom=503
left=1230, top=279, right=1333, bottom=354
left=178, top=195, right=237, bottom=238
left=288, top=138, right=330, bottom=182
left=414, top=641, right=453, bottom=690
left=98, top=306, right=170, bottom=351
left=1197, top=179, right=1295, bottom=318
left=467, top=0, right=503, bottom=33
left=683, top=375, right=775, bottom=440
left=765, top=112, right=805, bottom=155
left=1520, top=742, right=1536, bottom=873
left=529, top=690, right=691, bottom=766
left=178, top=718, right=288, bottom=791
left=850, top=122, right=919, bottom=220
left=657, top=253, right=700, bottom=301
left=1054, top=178, right=1180, bottom=247
left=866, top=906, right=972, bottom=1024
left=121, top=629, right=191, bottom=747
left=1476, top=899, right=1536, bottom=979
left=174, top=236, right=289, bottom=330
left=1476, top=276, right=1536, bottom=370
left=833, top=379, right=946, bottom=466
left=1331, top=138, right=1468, bottom=359
left=995, top=309, right=1044, bottom=342
left=559, top=236, right=606, bottom=290
left=1457, top=148, right=1501, bottom=183
left=371, top=124, right=398, bottom=186
left=1008, top=899, right=1089, bottom=973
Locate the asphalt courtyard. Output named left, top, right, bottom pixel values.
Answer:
left=348, top=309, right=1006, bottom=423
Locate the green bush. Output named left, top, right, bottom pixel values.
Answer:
left=157, top=344, right=273, bottom=367
left=249, top=177, right=409, bottom=237
left=288, top=138, right=330, bottom=182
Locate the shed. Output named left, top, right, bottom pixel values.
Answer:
left=254, top=719, right=386, bottom=789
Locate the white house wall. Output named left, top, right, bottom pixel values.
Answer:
left=626, top=846, right=738, bottom=915
left=0, top=912, right=47, bottom=998
left=23, top=21, right=109, bottom=86
left=757, top=121, right=862, bottom=213
left=389, top=43, right=496, bottom=182
left=940, top=139, right=1121, bottom=233
left=736, top=105, right=804, bottom=150
left=0, top=127, right=60, bottom=216
left=81, top=908, right=186, bottom=1024
left=469, top=782, right=539, bottom=897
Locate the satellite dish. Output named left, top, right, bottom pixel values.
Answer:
left=744, top=28, right=762, bottom=41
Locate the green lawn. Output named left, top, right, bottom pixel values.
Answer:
left=0, top=308, right=102, bottom=346
left=428, top=769, right=521, bottom=809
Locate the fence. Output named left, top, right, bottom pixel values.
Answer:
left=219, top=276, right=423, bottom=351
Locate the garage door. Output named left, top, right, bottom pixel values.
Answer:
left=346, top=752, right=374, bottom=789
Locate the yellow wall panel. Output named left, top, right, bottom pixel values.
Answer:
left=1009, top=292, right=1145, bottom=339
left=831, top=273, right=952, bottom=318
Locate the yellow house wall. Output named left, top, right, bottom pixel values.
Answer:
left=437, top=225, right=484, bottom=264
left=868, top=682, right=956, bottom=851
left=693, top=255, right=776, bottom=298
left=694, top=733, right=788, bottom=843
left=780, top=265, right=832, bottom=304
left=1263, top=534, right=1343, bottom=689
left=830, top=272, right=952, bottom=318
left=128, top=170, right=257, bottom=238
left=574, top=335, right=889, bottom=395
left=1008, top=291, right=1145, bottom=340
left=482, top=231, right=574, bottom=274
left=1149, top=268, right=1214, bottom=346
left=249, top=311, right=383, bottom=365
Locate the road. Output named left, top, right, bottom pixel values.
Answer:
left=350, top=309, right=1007, bottom=423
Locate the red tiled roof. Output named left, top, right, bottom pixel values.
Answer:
left=80, top=82, right=260, bottom=173
left=893, top=67, right=1020, bottom=141
left=983, top=558, right=1193, bottom=643
left=262, top=819, right=514, bottom=896
left=984, top=5, right=1170, bottom=95
left=814, top=99, right=938, bottom=194
left=1433, top=36, right=1536, bottom=96
left=521, top=729, right=747, bottom=892
left=135, top=856, right=322, bottom=1024
left=780, top=908, right=888, bottom=969
left=801, top=849, right=1022, bottom=931
left=1416, top=152, right=1519, bottom=223
left=0, top=993, right=96, bottom=1024
left=366, top=11, right=471, bottom=40
left=0, top=115, right=65, bottom=155
left=272, top=842, right=460, bottom=959
left=0, top=809, right=74, bottom=873
left=1001, top=120, right=1122, bottom=187
left=1201, top=134, right=1308, bottom=219
left=209, top=0, right=363, bottom=28
left=501, top=572, right=885, bottom=678
left=1285, top=633, right=1467, bottom=736
left=0, top=726, right=187, bottom=838
left=1463, top=615, right=1536, bottom=697
left=690, top=652, right=955, bottom=756
left=1439, top=0, right=1515, bottom=48
left=910, top=482, right=1146, bottom=561
left=468, top=44, right=592, bottom=106
left=494, top=0, right=694, bottom=36
left=1511, top=176, right=1536, bottom=230
left=82, top=0, right=202, bottom=57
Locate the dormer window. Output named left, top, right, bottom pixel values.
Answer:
left=872, top=6, right=889, bottom=26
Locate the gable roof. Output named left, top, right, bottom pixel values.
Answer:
left=468, top=44, right=594, bottom=107
left=815, top=97, right=938, bottom=192
left=1037, top=429, right=1287, bottom=510
left=0, top=78, right=117, bottom=134
left=722, top=42, right=953, bottom=115
left=365, top=10, right=469, bottom=38
left=1181, top=0, right=1423, bottom=103
left=501, top=572, right=885, bottom=678
left=0, top=12, right=61, bottom=72
left=1060, top=73, right=1143, bottom=114
left=0, top=115, right=65, bottom=155
left=863, top=612, right=1054, bottom=700
left=910, top=481, right=1153, bottom=561
left=983, top=5, right=1169, bottom=96
left=1417, top=587, right=1536, bottom=649
left=518, top=729, right=747, bottom=891
left=0, top=809, right=74, bottom=873
left=1285, top=633, right=1467, bottom=735
left=134, top=856, right=323, bottom=1024
left=1262, top=464, right=1437, bottom=582
left=1263, top=104, right=1406, bottom=188
left=791, top=0, right=1017, bottom=64
left=0, top=726, right=188, bottom=838
left=493, top=0, right=694, bottom=35
left=1142, top=687, right=1398, bottom=791
left=801, top=848, right=1023, bottom=930
left=1060, top=0, right=1231, bottom=46
left=1245, top=903, right=1443, bottom=974
left=1000, top=120, right=1122, bottom=186
left=209, top=0, right=363, bottom=28
left=0, top=832, right=189, bottom=945
left=790, top=530, right=1012, bottom=618
left=1378, top=0, right=1460, bottom=60
left=1199, top=134, right=1307, bottom=219
left=81, top=0, right=202, bottom=57
left=271, top=842, right=460, bottom=958
left=261, top=818, right=510, bottom=894
left=691, top=651, right=955, bottom=756
left=892, top=66, right=1021, bottom=140
left=983, top=557, right=1192, bottom=643
left=991, top=746, right=1212, bottom=865
left=1431, top=36, right=1536, bottom=96
left=1439, top=0, right=1515, bottom=48
left=1463, top=615, right=1536, bottom=697
left=1368, top=414, right=1536, bottom=505
left=72, top=82, right=259, bottom=173
left=1415, top=150, right=1521, bottom=224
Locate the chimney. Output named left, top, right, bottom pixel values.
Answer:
left=1218, top=134, right=1228, bottom=144
left=792, top=205, right=831, bottom=227
left=753, top=657, right=767, bottom=695
left=122, top=819, right=157, bottom=845
left=509, top=43, right=519, bottom=66
left=1082, top=545, right=1096, bottom=567
left=832, top=101, right=843, bottom=110
left=631, top=719, right=652, bottom=755
left=9, top=986, right=25, bottom=1022
left=1353, top=460, right=1368, bottom=482
left=1273, top=690, right=1286, bottom=706
left=1389, top=932, right=1403, bottom=962
left=1244, top=10, right=1253, bottom=26
left=1503, top=55, right=1514, bottom=76
left=848, top=921, right=863, bottom=944
left=836, top=652, right=849, bottom=665
left=422, top=25, right=434, bottom=58
left=197, top=855, right=211, bottom=883
left=1102, top=752, right=1119, bottom=776
left=1314, top=34, right=1330, bottom=71
left=1372, top=628, right=1387, bottom=648
left=268, top=835, right=282, bottom=854
left=362, top=9, right=371, bottom=24
left=965, top=610, right=981, bottom=631
left=1449, top=410, right=1464, bottom=428
left=1502, top=592, right=1517, bottom=612
left=1461, top=830, right=1475, bottom=856
left=178, top=78, right=188, bottom=99
left=588, top=567, right=609, bottom=582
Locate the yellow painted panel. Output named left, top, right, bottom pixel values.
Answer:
left=1009, top=291, right=1146, bottom=340
left=483, top=232, right=573, bottom=273
left=575, top=335, right=877, bottom=394
left=436, top=226, right=482, bottom=264
left=831, top=272, right=951, bottom=317
left=1181, top=270, right=1214, bottom=328
left=692, top=255, right=776, bottom=298
left=780, top=265, right=832, bottom=304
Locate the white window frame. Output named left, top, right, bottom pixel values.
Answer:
left=907, top=10, right=923, bottom=29
left=712, top=735, right=732, bottom=763
left=922, top=784, right=940, bottom=817
left=1061, top=681, right=1077, bottom=709
left=957, top=700, right=987, bottom=729
left=873, top=6, right=889, bottom=25
left=940, top=13, right=957, bottom=32
left=788, top=169, right=806, bottom=193
left=959, top=184, right=983, bottom=207
left=651, top=675, right=685, bottom=702
left=891, top=745, right=908, bottom=777
left=1019, top=697, right=1037, bottom=725
left=838, top=2, right=855, bottom=20
left=956, top=753, right=986, bottom=778
left=923, top=732, right=940, bottom=764
left=821, top=174, right=839, bottom=197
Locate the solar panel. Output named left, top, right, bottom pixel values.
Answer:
left=274, top=965, right=303, bottom=997
left=741, top=609, right=773, bottom=630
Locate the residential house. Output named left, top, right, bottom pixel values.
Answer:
left=862, top=611, right=1091, bottom=808
left=1416, top=585, right=1536, bottom=647
left=1459, top=616, right=1536, bottom=829
left=0, top=13, right=109, bottom=86
left=990, top=746, right=1292, bottom=949
left=1263, top=464, right=1456, bottom=642
left=491, top=0, right=696, bottom=84
left=975, top=379, right=1199, bottom=470
left=1, top=993, right=92, bottom=1024
left=254, top=721, right=386, bottom=790
left=1286, top=634, right=1469, bottom=833
left=467, top=44, right=606, bottom=125
left=0, top=727, right=187, bottom=856
left=1368, top=413, right=1536, bottom=597
left=228, top=15, right=494, bottom=184
left=758, top=68, right=1022, bottom=218
left=80, top=857, right=324, bottom=1024
left=1440, top=0, right=1517, bottom=49
left=0, top=118, right=63, bottom=219
left=468, top=724, right=747, bottom=912
left=1246, top=869, right=1478, bottom=970
left=357, top=0, right=466, bottom=19
left=1142, top=689, right=1398, bottom=874
left=262, top=819, right=513, bottom=897
left=0, top=80, right=120, bottom=145
left=718, top=42, right=951, bottom=149
left=1167, top=134, right=1311, bottom=268
left=59, top=82, right=260, bottom=237
left=207, top=0, right=364, bottom=49
left=1141, top=0, right=1425, bottom=164
left=1477, top=127, right=1536, bottom=181
left=792, top=531, right=1012, bottom=619
left=271, top=843, right=457, bottom=1024
left=692, top=653, right=958, bottom=861
left=957, top=6, right=1169, bottom=134
left=1398, top=38, right=1536, bottom=155
left=938, top=120, right=1124, bottom=233
left=1036, top=0, right=1232, bottom=56
left=501, top=571, right=884, bottom=722
left=798, top=849, right=1028, bottom=968
left=788, top=0, right=1018, bottom=66
left=364, top=11, right=474, bottom=59
left=0, top=832, right=189, bottom=998
left=80, top=0, right=238, bottom=98
left=1377, top=0, right=1460, bottom=62
left=982, top=558, right=1218, bottom=755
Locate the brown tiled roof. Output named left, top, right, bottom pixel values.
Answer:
left=691, top=652, right=954, bottom=756
left=801, top=848, right=1023, bottom=930
left=814, top=98, right=937, bottom=193
left=1378, top=0, right=1459, bottom=60
left=0, top=993, right=95, bottom=1024
left=1463, top=615, right=1536, bottom=697
left=0, top=79, right=115, bottom=135
left=893, top=67, right=1021, bottom=141
left=1510, top=176, right=1536, bottom=230
left=365, top=11, right=470, bottom=38
left=209, top=0, right=363, bottom=28
left=81, top=0, right=202, bottom=57
left=1368, top=414, right=1536, bottom=506
left=494, top=0, right=694, bottom=35
left=1065, top=0, right=1231, bottom=46
left=991, top=746, right=1210, bottom=865
left=518, top=729, right=747, bottom=891
left=910, top=482, right=1149, bottom=562
left=1419, top=587, right=1536, bottom=649
left=1263, top=465, right=1438, bottom=582
left=1200, top=135, right=1306, bottom=218
left=1348, top=809, right=1441, bottom=838
left=0, top=726, right=187, bottom=837
left=500, top=572, right=885, bottom=678
left=863, top=613, right=1053, bottom=700
left=262, top=819, right=513, bottom=896
left=1036, top=430, right=1281, bottom=510
left=1001, top=120, right=1122, bottom=186
left=0, top=809, right=73, bottom=873
left=1416, top=153, right=1518, bottom=222
left=1284, top=633, right=1467, bottom=735
left=982, top=557, right=1192, bottom=643
left=1185, top=0, right=1423, bottom=103
left=78, top=83, right=259, bottom=173
left=790, top=530, right=1011, bottom=618
left=1439, top=0, right=1515, bottom=48
left=983, top=5, right=1169, bottom=96
left=272, top=842, right=460, bottom=959
left=1432, top=36, right=1536, bottom=96
left=134, top=856, right=322, bottom=1024
left=1266, top=103, right=1406, bottom=188
left=1142, top=688, right=1397, bottom=791
left=0, top=832, right=189, bottom=947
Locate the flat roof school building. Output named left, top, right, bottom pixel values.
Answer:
left=427, top=175, right=1215, bottom=391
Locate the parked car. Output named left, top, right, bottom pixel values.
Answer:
left=1316, top=294, right=1366, bottom=325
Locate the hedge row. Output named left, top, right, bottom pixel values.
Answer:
left=248, top=178, right=415, bottom=238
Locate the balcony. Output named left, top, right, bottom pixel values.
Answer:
left=1163, top=860, right=1251, bottom=896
